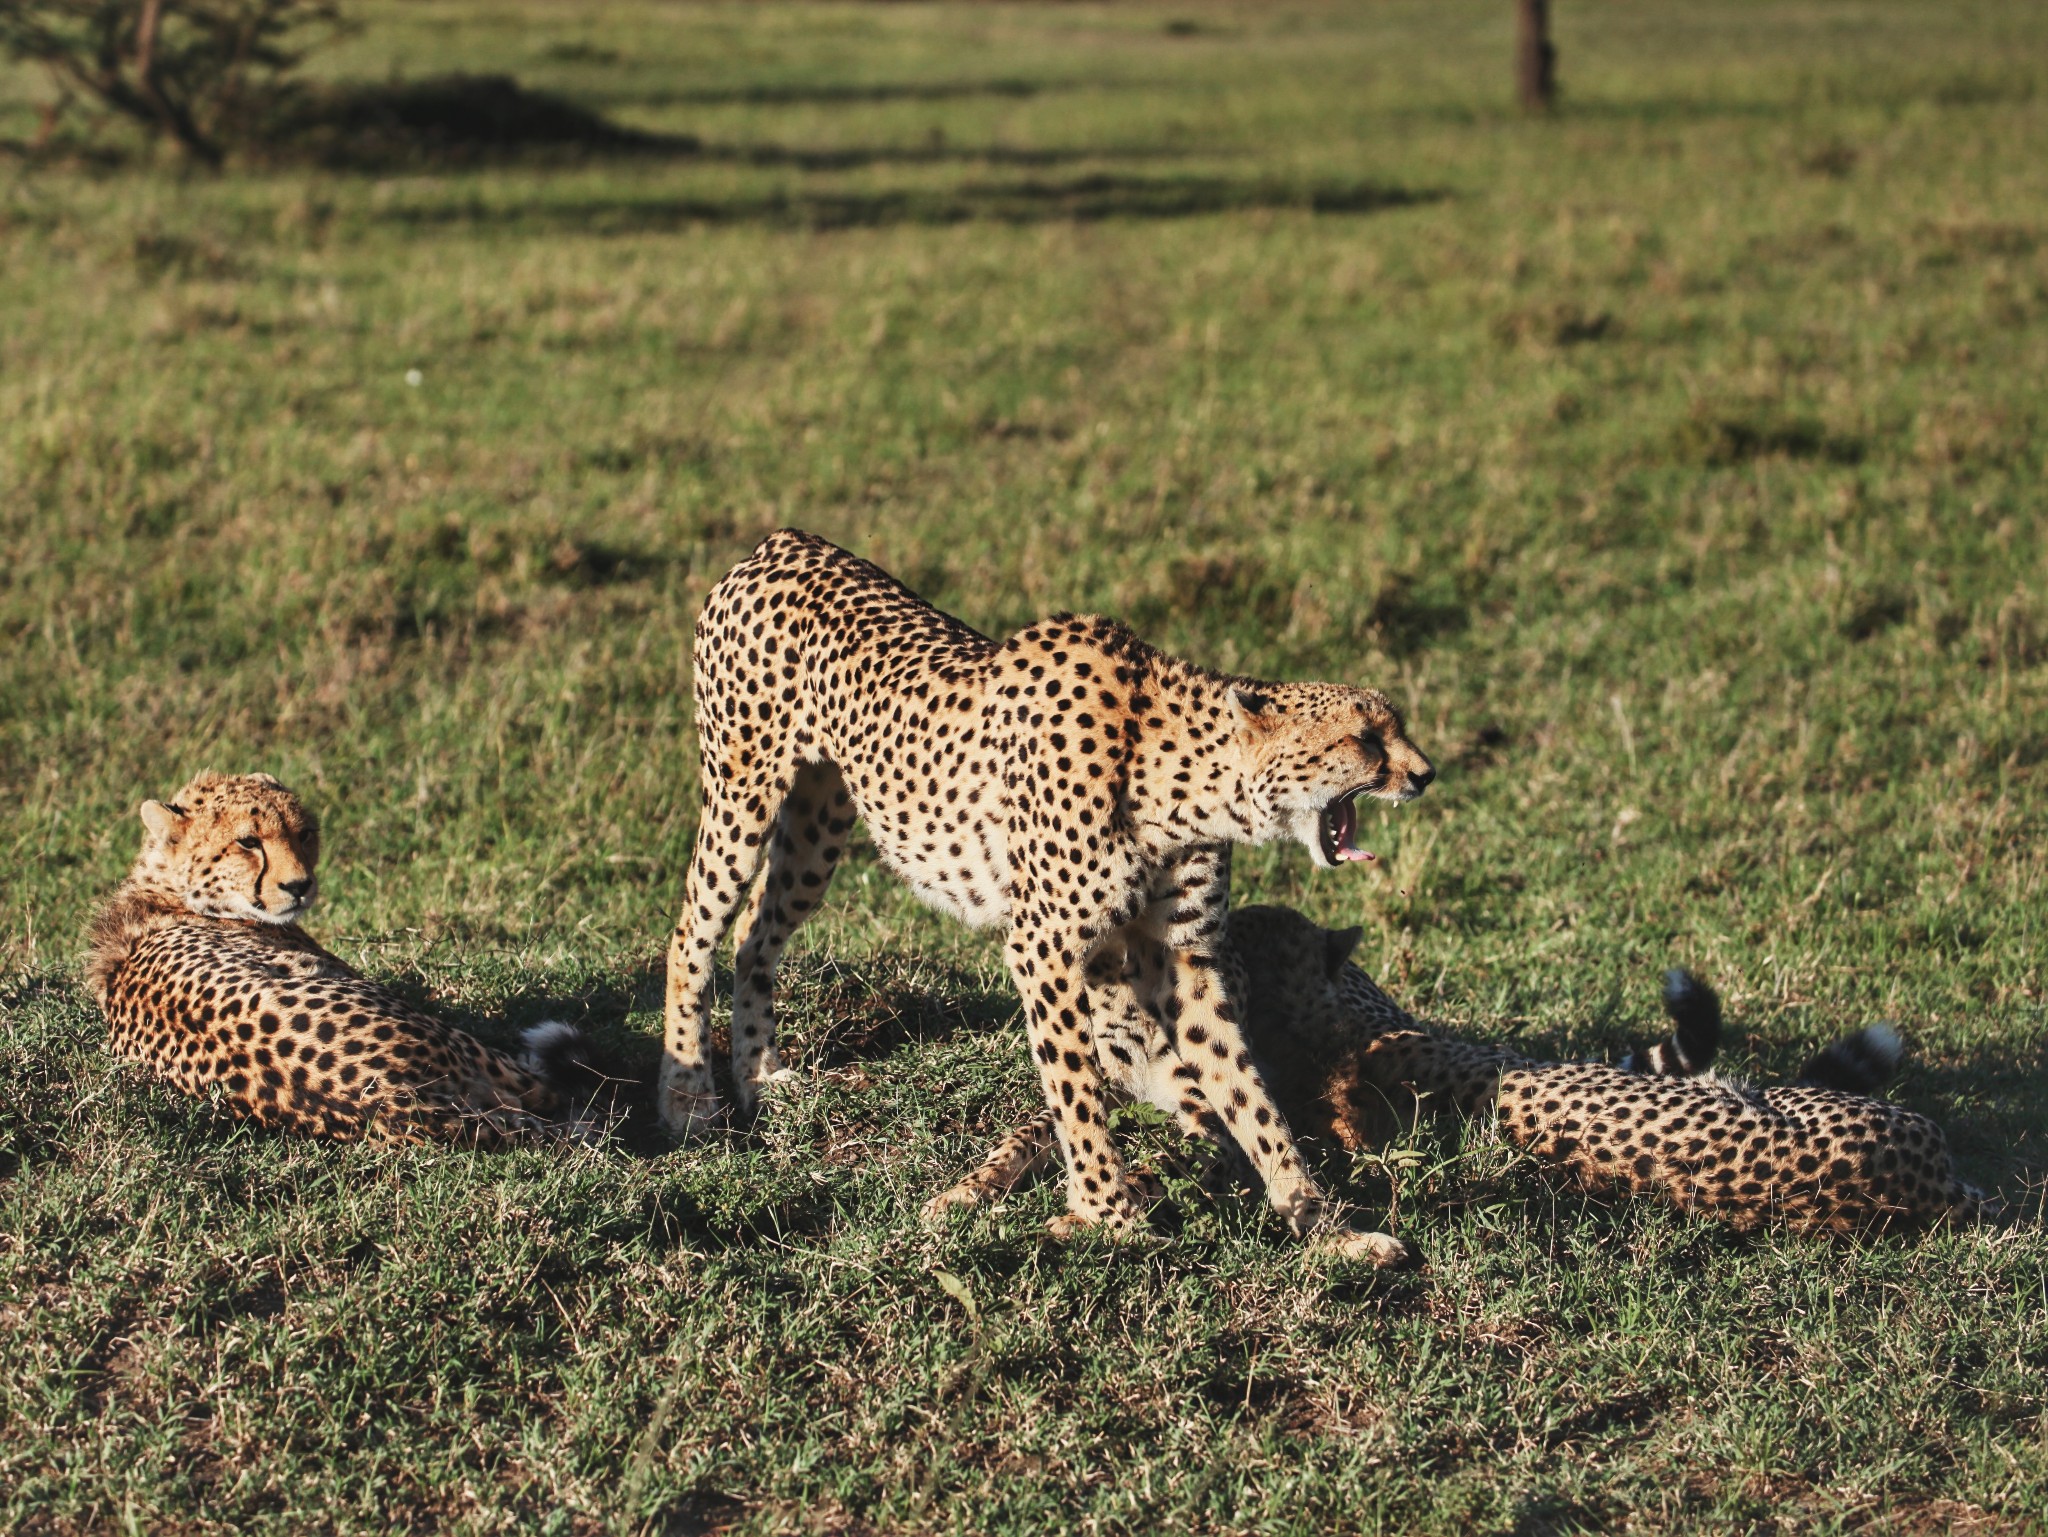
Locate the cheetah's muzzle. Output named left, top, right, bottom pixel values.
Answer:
left=1320, top=790, right=1376, bottom=865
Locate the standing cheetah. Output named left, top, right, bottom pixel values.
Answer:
left=930, top=905, right=1998, bottom=1234
left=86, top=772, right=597, bottom=1146
left=667, top=531, right=1435, bottom=1261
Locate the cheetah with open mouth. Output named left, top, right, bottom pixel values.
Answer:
left=667, top=530, right=1434, bottom=1261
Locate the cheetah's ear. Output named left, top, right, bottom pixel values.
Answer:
left=1229, top=687, right=1277, bottom=729
left=1323, top=925, right=1364, bottom=980
left=139, top=800, right=186, bottom=841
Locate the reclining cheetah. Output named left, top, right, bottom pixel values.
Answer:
left=667, top=530, right=1434, bottom=1261
left=931, top=905, right=1998, bottom=1234
left=86, top=772, right=597, bottom=1146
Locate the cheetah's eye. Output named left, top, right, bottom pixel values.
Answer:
left=237, top=835, right=262, bottom=851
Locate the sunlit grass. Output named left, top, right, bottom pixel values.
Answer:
left=2, top=2, right=2045, bottom=1531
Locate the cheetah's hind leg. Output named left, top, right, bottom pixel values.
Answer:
left=728, top=760, right=854, bottom=1121
left=661, top=772, right=795, bottom=1136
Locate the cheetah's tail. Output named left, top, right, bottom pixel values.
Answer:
left=1619, top=969, right=1721, bottom=1077
left=519, top=1020, right=591, bottom=1086
left=1795, top=1023, right=1903, bottom=1095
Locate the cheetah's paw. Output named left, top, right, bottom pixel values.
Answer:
left=658, top=1087, right=725, bottom=1138
left=1309, top=1227, right=1422, bottom=1270
left=734, top=1066, right=801, bottom=1122
left=921, top=1182, right=992, bottom=1222
left=1046, top=1194, right=1153, bottom=1242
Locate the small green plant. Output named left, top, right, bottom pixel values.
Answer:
left=0, top=0, right=347, bottom=165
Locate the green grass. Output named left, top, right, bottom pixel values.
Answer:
left=4, top=1, right=2048, bottom=1530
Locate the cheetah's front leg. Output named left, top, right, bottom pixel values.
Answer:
left=921, top=1111, right=1060, bottom=1217
left=1003, top=911, right=1150, bottom=1235
left=1146, top=850, right=1415, bottom=1267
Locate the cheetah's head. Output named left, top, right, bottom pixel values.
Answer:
left=1224, top=903, right=1370, bottom=1027
left=1230, top=683, right=1434, bottom=869
left=130, top=772, right=321, bottom=924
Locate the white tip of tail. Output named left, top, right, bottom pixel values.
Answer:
left=1856, top=1022, right=1905, bottom=1072
left=519, top=1019, right=583, bottom=1075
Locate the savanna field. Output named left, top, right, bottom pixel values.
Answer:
left=3, top=1, right=2047, bottom=1531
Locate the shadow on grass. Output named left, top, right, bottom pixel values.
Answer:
left=372, top=174, right=1446, bottom=233
left=611, top=78, right=1048, bottom=109
left=259, top=73, right=1176, bottom=174
left=449, top=950, right=1020, bottom=1156
left=691, top=138, right=1193, bottom=173
left=263, top=73, right=696, bottom=168
left=250, top=74, right=1449, bottom=233
left=782, top=954, right=1019, bottom=1067
left=1912, top=1035, right=2048, bottom=1220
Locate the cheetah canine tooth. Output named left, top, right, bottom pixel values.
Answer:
left=663, top=529, right=1435, bottom=1260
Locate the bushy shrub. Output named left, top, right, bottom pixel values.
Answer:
left=0, top=0, right=347, bottom=165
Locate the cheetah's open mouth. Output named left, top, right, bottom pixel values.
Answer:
left=1320, top=790, right=1376, bottom=866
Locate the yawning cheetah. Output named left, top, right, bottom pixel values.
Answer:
left=667, top=531, right=1434, bottom=1260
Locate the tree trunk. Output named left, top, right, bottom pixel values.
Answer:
left=133, top=0, right=226, bottom=165
left=1515, top=0, right=1556, bottom=113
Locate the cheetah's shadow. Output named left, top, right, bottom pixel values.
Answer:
left=406, top=948, right=2048, bottom=1227
left=1906, top=1034, right=2048, bottom=1223
left=412, top=949, right=1023, bottom=1159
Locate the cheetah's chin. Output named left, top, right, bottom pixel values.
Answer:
left=227, top=897, right=308, bottom=925
left=1319, top=791, right=1376, bottom=867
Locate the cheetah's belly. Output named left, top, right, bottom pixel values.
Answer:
left=870, top=815, right=1011, bottom=930
left=823, top=709, right=1015, bottom=931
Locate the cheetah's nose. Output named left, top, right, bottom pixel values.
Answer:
left=1406, top=762, right=1436, bottom=793
left=279, top=877, right=313, bottom=900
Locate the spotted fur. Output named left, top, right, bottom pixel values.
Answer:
left=667, top=530, right=1434, bottom=1260
left=86, top=772, right=598, bottom=1146
left=930, top=905, right=1997, bottom=1234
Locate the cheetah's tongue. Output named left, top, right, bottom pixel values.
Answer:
left=1334, top=794, right=1376, bottom=864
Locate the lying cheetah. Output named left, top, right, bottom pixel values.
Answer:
left=931, top=905, right=1998, bottom=1234
left=667, top=530, right=1434, bottom=1260
left=86, top=772, right=597, bottom=1146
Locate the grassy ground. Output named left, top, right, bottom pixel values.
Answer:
left=4, top=1, right=2047, bottom=1531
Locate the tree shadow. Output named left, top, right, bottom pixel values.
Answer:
left=263, top=73, right=694, bottom=168
left=373, top=173, right=1446, bottom=234
left=248, top=73, right=1458, bottom=245
left=600, top=78, right=1049, bottom=109
left=690, top=138, right=1193, bottom=173
left=257, top=72, right=1169, bottom=173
